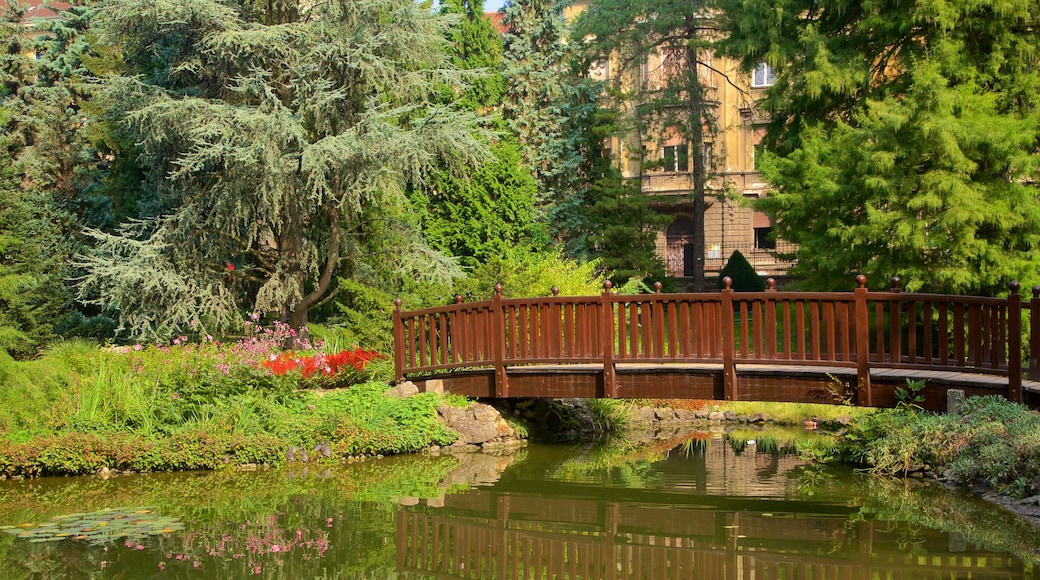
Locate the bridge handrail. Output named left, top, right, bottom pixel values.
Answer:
left=393, top=276, right=1032, bottom=403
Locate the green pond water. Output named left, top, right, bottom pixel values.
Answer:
left=0, top=432, right=1037, bottom=579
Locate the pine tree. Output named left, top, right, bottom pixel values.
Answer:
left=81, top=0, right=493, bottom=341
left=716, top=0, right=1040, bottom=293
left=572, top=0, right=721, bottom=291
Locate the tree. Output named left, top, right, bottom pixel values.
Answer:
left=409, top=0, right=548, bottom=270
left=81, top=0, right=492, bottom=341
left=440, top=0, right=506, bottom=112
left=502, top=0, right=584, bottom=206
left=716, top=0, right=1040, bottom=293
left=572, top=0, right=721, bottom=291
left=558, top=105, right=668, bottom=285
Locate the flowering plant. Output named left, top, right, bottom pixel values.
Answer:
left=260, top=348, right=383, bottom=388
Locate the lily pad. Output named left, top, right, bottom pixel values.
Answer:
left=4, top=507, right=184, bottom=546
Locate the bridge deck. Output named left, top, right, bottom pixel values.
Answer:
left=412, top=364, right=1040, bottom=411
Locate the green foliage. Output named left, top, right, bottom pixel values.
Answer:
left=0, top=341, right=461, bottom=475
left=718, top=250, right=766, bottom=292
left=837, top=396, right=1040, bottom=496
left=572, top=0, right=719, bottom=289
left=717, top=0, right=1040, bottom=294
left=81, top=0, right=493, bottom=341
left=411, top=137, right=548, bottom=269
left=452, top=249, right=607, bottom=300
left=502, top=0, right=585, bottom=205
left=440, top=0, right=506, bottom=111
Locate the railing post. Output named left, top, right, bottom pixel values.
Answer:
left=765, top=278, right=777, bottom=359
left=492, top=285, right=508, bottom=398
left=393, top=298, right=406, bottom=383
left=721, top=277, right=737, bottom=400
left=1031, top=286, right=1040, bottom=381
left=854, top=276, right=872, bottom=406
left=601, top=281, right=618, bottom=398
left=1008, top=282, right=1023, bottom=403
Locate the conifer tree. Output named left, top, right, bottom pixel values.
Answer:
left=502, top=0, right=584, bottom=206
left=81, top=0, right=492, bottom=341
left=409, top=0, right=548, bottom=271
left=572, top=0, right=720, bottom=291
left=716, top=0, right=1040, bottom=293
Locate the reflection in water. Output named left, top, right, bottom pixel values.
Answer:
left=0, top=436, right=1036, bottom=579
left=398, top=439, right=1037, bottom=580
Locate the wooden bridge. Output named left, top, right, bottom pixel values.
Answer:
left=393, top=276, right=1040, bottom=411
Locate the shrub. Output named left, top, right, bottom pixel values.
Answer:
left=718, top=250, right=766, bottom=292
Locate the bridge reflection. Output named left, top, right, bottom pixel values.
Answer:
left=396, top=444, right=1031, bottom=579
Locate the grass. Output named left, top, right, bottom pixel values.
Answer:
left=712, top=401, right=875, bottom=425
left=0, top=335, right=457, bottom=476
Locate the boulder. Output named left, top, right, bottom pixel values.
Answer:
left=438, top=403, right=515, bottom=445
left=385, top=381, right=419, bottom=399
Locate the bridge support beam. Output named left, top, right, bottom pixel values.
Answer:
left=492, top=285, right=508, bottom=397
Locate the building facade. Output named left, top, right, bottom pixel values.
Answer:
left=564, top=1, right=794, bottom=285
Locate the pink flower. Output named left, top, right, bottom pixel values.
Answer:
left=133, top=344, right=143, bottom=351
left=158, top=562, right=165, bottom=571
left=193, top=561, right=201, bottom=569
left=135, top=545, right=144, bottom=550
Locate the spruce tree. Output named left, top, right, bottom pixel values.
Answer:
left=716, top=0, right=1040, bottom=294
left=81, top=0, right=492, bottom=341
left=502, top=0, right=584, bottom=207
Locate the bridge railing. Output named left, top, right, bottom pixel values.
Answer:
left=393, top=276, right=1032, bottom=403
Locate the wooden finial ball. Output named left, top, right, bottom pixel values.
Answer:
left=856, top=274, right=867, bottom=288
left=653, top=281, right=663, bottom=293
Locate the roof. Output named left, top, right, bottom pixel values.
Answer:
left=486, top=10, right=507, bottom=36
left=0, top=0, right=72, bottom=24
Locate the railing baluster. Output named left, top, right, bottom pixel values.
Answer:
left=810, top=301, right=821, bottom=360
left=823, top=301, right=835, bottom=361
left=653, top=298, right=666, bottom=359
left=923, top=302, right=933, bottom=365
left=907, top=300, right=917, bottom=365
left=795, top=301, right=806, bottom=360
left=954, top=303, right=966, bottom=366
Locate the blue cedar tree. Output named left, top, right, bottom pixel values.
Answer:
left=80, top=0, right=492, bottom=341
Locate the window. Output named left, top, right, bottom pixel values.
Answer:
left=753, top=143, right=765, bottom=170
left=754, top=226, right=776, bottom=250
left=752, top=62, right=776, bottom=88
left=662, top=144, right=689, bottom=172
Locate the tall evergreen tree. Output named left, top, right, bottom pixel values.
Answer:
left=716, top=0, right=1040, bottom=293
left=81, top=0, right=492, bottom=341
left=572, top=0, right=720, bottom=291
left=408, top=0, right=548, bottom=271
left=502, top=0, right=583, bottom=206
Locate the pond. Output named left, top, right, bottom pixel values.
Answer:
left=0, top=432, right=1037, bottom=579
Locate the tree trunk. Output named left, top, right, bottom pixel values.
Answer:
left=685, top=34, right=708, bottom=292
